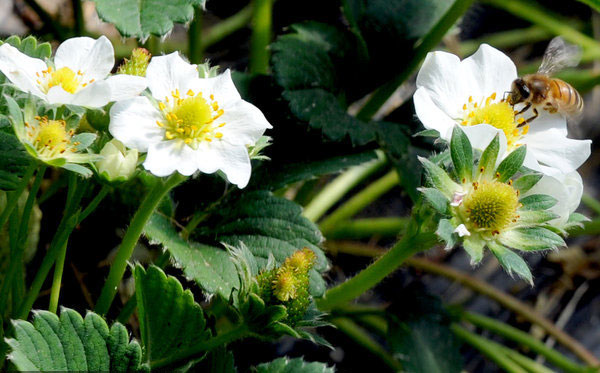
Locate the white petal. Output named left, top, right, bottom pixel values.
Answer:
left=454, top=224, right=471, bottom=237
left=54, top=36, right=114, bottom=81
left=413, top=87, right=456, bottom=139
left=47, top=81, right=112, bottom=108
left=0, top=43, right=47, bottom=99
left=522, top=128, right=591, bottom=174
left=105, top=75, right=147, bottom=101
left=416, top=50, right=475, bottom=120
left=109, top=97, right=164, bottom=152
left=146, top=52, right=198, bottom=100
left=523, top=173, right=578, bottom=226
left=144, top=141, right=199, bottom=177
left=461, top=124, right=508, bottom=155
left=189, top=69, right=241, bottom=108
left=206, top=141, right=252, bottom=188
left=461, top=44, right=517, bottom=98
left=522, top=110, right=567, bottom=137
left=218, top=99, right=272, bottom=146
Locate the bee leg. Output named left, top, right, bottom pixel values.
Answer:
left=520, top=108, right=539, bottom=126
left=515, top=103, right=531, bottom=116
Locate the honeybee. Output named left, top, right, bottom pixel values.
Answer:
left=507, top=37, right=583, bottom=125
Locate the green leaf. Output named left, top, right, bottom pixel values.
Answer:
left=253, top=357, right=334, bottom=373
left=271, top=22, right=378, bottom=146
left=92, top=0, right=205, bottom=39
left=419, top=188, right=449, bottom=214
left=436, top=219, right=458, bottom=249
left=519, top=194, right=558, bottom=211
left=495, top=145, right=526, bottom=182
left=513, top=173, right=543, bottom=194
left=488, top=241, right=533, bottom=284
left=249, top=151, right=377, bottom=191
left=143, top=213, right=239, bottom=298
left=6, top=307, right=142, bottom=372
left=0, top=131, right=30, bottom=190
left=195, top=347, right=236, bottom=373
left=195, top=191, right=328, bottom=297
left=463, top=236, right=485, bottom=264
left=387, top=295, right=462, bottom=373
left=135, top=265, right=211, bottom=367
left=498, top=227, right=565, bottom=251
left=450, top=126, right=473, bottom=182
left=478, top=134, right=499, bottom=179
left=514, top=210, right=557, bottom=227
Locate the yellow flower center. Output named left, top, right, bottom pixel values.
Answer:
left=36, top=66, right=95, bottom=94
left=156, top=89, right=226, bottom=149
left=461, top=93, right=529, bottom=150
left=461, top=180, right=519, bottom=233
left=26, top=116, right=77, bottom=160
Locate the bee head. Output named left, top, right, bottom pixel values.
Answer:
left=508, top=78, right=530, bottom=105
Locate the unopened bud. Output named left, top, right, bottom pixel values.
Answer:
left=97, top=139, right=138, bottom=182
left=117, top=48, right=151, bottom=77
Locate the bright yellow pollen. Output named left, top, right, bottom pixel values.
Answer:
left=46, top=67, right=79, bottom=94
left=155, top=90, right=226, bottom=148
left=461, top=180, right=519, bottom=232
left=461, top=93, right=526, bottom=150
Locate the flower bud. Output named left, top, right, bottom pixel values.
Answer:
left=97, top=139, right=138, bottom=182
left=117, top=48, right=151, bottom=77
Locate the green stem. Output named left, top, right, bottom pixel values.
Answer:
left=303, top=156, right=387, bottom=222
left=316, top=232, right=437, bottom=311
left=332, top=317, right=402, bottom=371
left=501, top=347, right=555, bottom=373
left=189, top=7, right=203, bottom=63
left=582, top=194, right=600, bottom=216
left=95, top=174, right=186, bottom=316
left=0, top=210, right=20, bottom=316
left=72, top=0, right=85, bottom=35
left=79, top=185, right=110, bottom=222
left=150, top=324, right=249, bottom=369
left=451, top=324, right=528, bottom=373
left=319, top=170, right=399, bottom=235
left=116, top=251, right=171, bottom=324
left=356, top=0, right=475, bottom=121
left=0, top=163, right=36, bottom=231
left=462, top=312, right=588, bottom=373
left=203, top=5, right=254, bottom=49
left=482, top=0, right=600, bottom=57
left=324, top=217, right=408, bottom=240
left=249, top=0, right=274, bottom=74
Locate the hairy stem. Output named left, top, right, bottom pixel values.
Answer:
left=316, top=232, right=437, bottom=311
left=204, top=5, right=254, bottom=49
left=324, top=217, right=408, bottom=240
left=95, top=174, right=186, bottom=316
left=249, top=0, right=274, bottom=74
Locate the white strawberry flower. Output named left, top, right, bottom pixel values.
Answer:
left=0, top=36, right=146, bottom=108
left=414, top=44, right=591, bottom=177
left=108, top=52, right=272, bottom=188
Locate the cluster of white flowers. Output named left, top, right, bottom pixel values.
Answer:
left=414, top=44, right=590, bottom=231
left=0, top=36, right=272, bottom=188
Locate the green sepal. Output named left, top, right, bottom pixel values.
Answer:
left=563, top=212, right=590, bottom=231
left=478, top=134, right=500, bottom=179
left=61, top=163, right=93, bottom=178
left=514, top=210, right=558, bottom=227
left=418, top=187, right=450, bottom=214
left=5, top=95, right=24, bottom=132
left=463, top=236, right=484, bottom=265
left=488, top=241, right=533, bottom=285
left=436, top=219, right=458, bottom=249
left=413, top=129, right=440, bottom=138
left=71, top=133, right=97, bottom=151
left=496, top=145, right=526, bottom=182
left=450, top=126, right=473, bottom=183
left=498, top=227, right=565, bottom=251
left=513, top=173, right=543, bottom=194
left=418, top=156, right=460, bottom=198
left=519, top=194, right=557, bottom=211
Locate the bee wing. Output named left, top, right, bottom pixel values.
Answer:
left=538, top=37, right=582, bottom=75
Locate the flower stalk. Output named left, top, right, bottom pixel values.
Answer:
left=95, top=173, right=186, bottom=315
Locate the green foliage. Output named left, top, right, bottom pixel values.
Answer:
left=0, top=131, right=31, bottom=190
left=93, top=0, right=205, bottom=39
left=488, top=242, right=533, bottom=284
left=134, top=265, right=211, bottom=368
left=386, top=293, right=462, bottom=373
left=450, top=126, right=473, bottom=182
left=495, top=146, right=527, bottom=182
left=195, top=190, right=328, bottom=297
left=195, top=347, right=236, bottom=373
left=0, top=35, right=52, bottom=60
left=6, top=307, right=142, bottom=372
left=253, top=357, right=334, bottom=373
left=143, top=213, right=240, bottom=298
